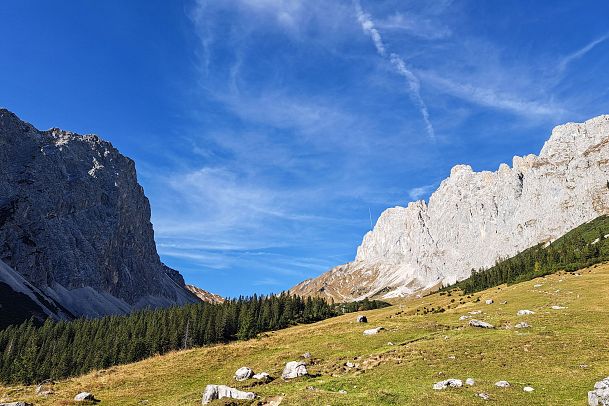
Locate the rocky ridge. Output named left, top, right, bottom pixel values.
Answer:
left=292, top=115, right=609, bottom=301
left=0, top=108, right=201, bottom=318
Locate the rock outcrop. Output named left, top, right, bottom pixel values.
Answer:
left=0, top=108, right=199, bottom=318
left=202, top=385, right=255, bottom=404
left=589, top=376, right=609, bottom=405
left=281, top=361, right=308, bottom=380
left=292, top=115, right=609, bottom=301
left=185, top=284, right=225, bottom=304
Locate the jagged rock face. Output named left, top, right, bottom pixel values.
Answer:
left=292, top=115, right=609, bottom=301
left=0, top=109, right=198, bottom=317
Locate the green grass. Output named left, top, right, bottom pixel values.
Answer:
left=2, top=263, right=609, bottom=405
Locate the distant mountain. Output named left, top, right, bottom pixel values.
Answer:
left=0, top=108, right=216, bottom=321
left=292, top=115, right=609, bottom=301
left=185, top=284, right=225, bottom=304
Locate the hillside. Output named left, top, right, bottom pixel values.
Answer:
left=292, top=114, right=609, bottom=301
left=2, top=263, right=608, bottom=405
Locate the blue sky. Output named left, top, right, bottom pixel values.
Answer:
left=2, top=1, right=609, bottom=297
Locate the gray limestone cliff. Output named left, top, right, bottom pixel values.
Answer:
left=292, top=115, right=609, bottom=301
left=0, top=108, right=198, bottom=317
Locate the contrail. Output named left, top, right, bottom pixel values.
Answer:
left=353, top=0, right=435, bottom=140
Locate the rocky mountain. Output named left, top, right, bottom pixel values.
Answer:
left=0, top=108, right=202, bottom=318
left=292, top=114, right=609, bottom=302
left=185, top=284, right=225, bottom=304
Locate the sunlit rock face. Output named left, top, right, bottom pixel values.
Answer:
left=0, top=109, right=198, bottom=317
left=292, top=115, right=609, bottom=301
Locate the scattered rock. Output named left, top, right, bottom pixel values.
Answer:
left=345, top=362, right=356, bottom=368
left=523, top=386, right=535, bottom=392
left=363, top=327, right=384, bottom=335
left=469, top=310, right=482, bottom=315
left=589, top=376, right=609, bottom=406
left=0, top=403, right=34, bottom=406
left=356, top=315, right=368, bottom=323
left=74, top=392, right=97, bottom=402
left=338, top=390, right=348, bottom=394
left=551, top=305, right=566, bottom=310
left=477, top=393, right=490, bottom=400
left=495, top=381, right=510, bottom=388
left=202, top=385, right=255, bottom=404
left=485, top=299, right=494, bottom=305
left=253, top=372, right=272, bottom=382
left=500, top=301, right=508, bottom=304
left=387, top=342, right=395, bottom=346
left=433, top=379, right=463, bottom=390
left=282, top=361, right=308, bottom=379
left=465, top=378, right=475, bottom=386
left=302, top=352, right=312, bottom=359
left=515, top=322, right=530, bottom=329
left=459, top=315, right=470, bottom=321
left=469, top=320, right=494, bottom=329
left=534, top=284, right=543, bottom=288
left=517, top=310, right=535, bottom=316
left=35, top=383, right=53, bottom=396
left=234, top=367, right=254, bottom=381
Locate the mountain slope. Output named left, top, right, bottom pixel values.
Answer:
left=292, top=114, right=609, bottom=301
left=185, top=284, right=225, bottom=303
left=0, top=108, right=200, bottom=318
left=0, top=259, right=73, bottom=329
left=2, top=262, right=608, bottom=405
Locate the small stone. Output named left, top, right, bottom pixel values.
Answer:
left=515, top=322, right=530, bottom=329
left=500, top=301, right=508, bottom=304
left=345, top=362, right=355, bottom=368
left=469, top=310, right=482, bottom=315
left=253, top=372, right=272, bottom=381
left=302, top=352, right=312, bottom=359
left=485, top=299, right=494, bottom=305
left=478, top=393, right=490, bottom=400
left=465, top=378, right=475, bottom=386
left=459, top=315, right=470, bottom=321
left=495, top=381, right=510, bottom=388
left=517, top=310, right=535, bottom=316
left=234, top=367, right=254, bottom=381
left=356, top=315, right=368, bottom=323
left=387, top=342, right=394, bottom=346
left=523, top=386, right=534, bottom=392
left=433, top=379, right=463, bottom=390
left=338, top=390, right=347, bottom=394
left=551, top=305, right=566, bottom=310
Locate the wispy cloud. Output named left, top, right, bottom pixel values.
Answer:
left=353, top=0, right=435, bottom=140
left=408, top=183, right=436, bottom=201
left=558, top=32, right=609, bottom=74
left=376, top=12, right=451, bottom=40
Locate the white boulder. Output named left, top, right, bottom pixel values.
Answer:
left=202, top=385, right=255, bottom=404
left=363, top=327, right=384, bottom=335
left=465, top=378, right=475, bottom=386
left=469, top=320, right=494, bottom=329
left=517, top=310, right=535, bottom=316
left=515, top=322, right=530, bottom=329
left=253, top=372, right=271, bottom=381
left=433, top=379, right=463, bottom=390
left=234, top=367, right=254, bottom=381
left=523, top=386, right=535, bottom=392
left=589, top=376, right=609, bottom=406
left=495, top=381, right=510, bottom=388
left=551, top=305, right=566, bottom=310
left=281, top=361, right=308, bottom=380
left=74, top=392, right=96, bottom=402
left=485, top=299, right=494, bottom=305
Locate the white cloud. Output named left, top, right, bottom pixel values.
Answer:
left=408, top=183, right=436, bottom=201
left=376, top=12, right=452, bottom=40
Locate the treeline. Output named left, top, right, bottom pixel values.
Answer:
left=0, top=293, right=388, bottom=385
left=444, top=215, right=609, bottom=294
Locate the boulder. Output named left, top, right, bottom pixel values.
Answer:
left=517, top=310, right=535, bottom=316
left=253, top=372, right=272, bottom=382
left=485, top=299, right=494, bottom=305
left=234, top=367, right=254, bottom=381
left=515, top=322, right=530, bottom=329
left=523, top=386, right=535, bottom=392
left=478, top=393, right=490, bottom=400
left=589, top=376, right=609, bottom=405
left=495, top=381, right=510, bottom=388
left=356, top=315, right=368, bottom=323
left=469, top=320, right=494, bottom=329
left=465, top=378, right=475, bottom=386
left=74, top=392, right=96, bottom=402
left=433, top=379, right=463, bottom=390
left=363, top=327, right=384, bottom=335
left=202, top=385, right=255, bottom=404
left=281, top=361, right=308, bottom=379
